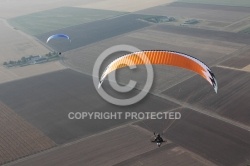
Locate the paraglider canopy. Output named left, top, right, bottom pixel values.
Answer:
left=98, top=50, right=218, bottom=93
left=46, top=34, right=71, bottom=43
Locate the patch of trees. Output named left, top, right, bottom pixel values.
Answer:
left=3, top=51, right=61, bottom=68
left=142, top=16, right=176, bottom=23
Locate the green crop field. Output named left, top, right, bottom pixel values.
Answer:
left=8, top=7, right=127, bottom=36
left=178, top=0, right=250, bottom=7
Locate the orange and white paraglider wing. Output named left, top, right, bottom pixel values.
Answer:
left=98, top=51, right=218, bottom=93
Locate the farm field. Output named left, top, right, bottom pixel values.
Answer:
left=0, top=69, right=178, bottom=145
left=0, top=101, right=55, bottom=165
left=0, top=18, right=66, bottom=85
left=36, top=14, right=151, bottom=52
left=137, top=2, right=250, bottom=23
left=8, top=7, right=127, bottom=36
left=62, top=24, right=246, bottom=93
left=162, top=67, right=250, bottom=126
left=1, top=0, right=250, bottom=166
left=137, top=108, right=250, bottom=166
left=220, top=47, right=250, bottom=70
left=6, top=125, right=218, bottom=166
left=77, top=0, right=175, bottom=12
left=0, top=0, right=102, bottom=19
left=177, top=0, right=250, bottom=7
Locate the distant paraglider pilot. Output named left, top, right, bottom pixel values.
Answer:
left=152, top=133, right=164, bottom=147
left=46, top=34, right=70, bottom=57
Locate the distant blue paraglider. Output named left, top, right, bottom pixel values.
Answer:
left=46, top=34, right=71, bottom=43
